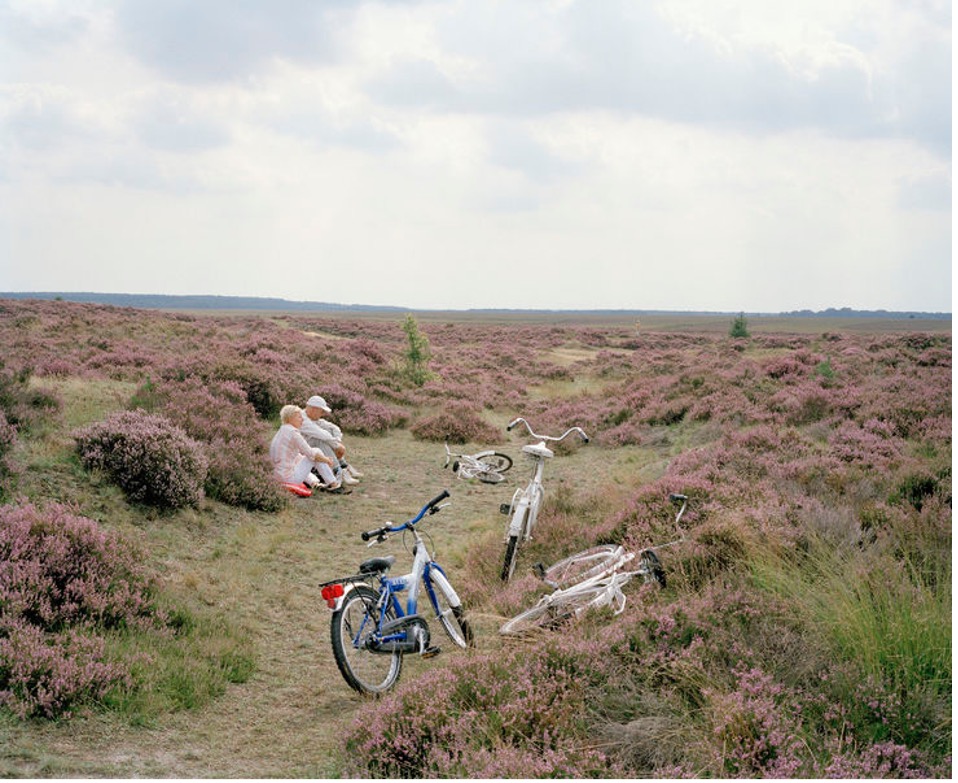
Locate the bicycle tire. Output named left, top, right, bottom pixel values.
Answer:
left=499, top=599, right=576, bottom=635
left=426, top=572, right=474, bottom=649
left=543, top=545, right=626, bottom=588
left=479, top=453, right=513, bottom=474
left=501, top=534, right=520, bottom=581
left=476, top=469, right=505, bottom=484
left=330, top=585, right=403, bottom=695
left=499, top=582, right=615, bottom=636
left=638, top=549, right=667, bottom=588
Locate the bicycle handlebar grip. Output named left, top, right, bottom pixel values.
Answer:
left=669, top=493, right=687, bottom=502
left=427, top=489, right=450, bottom=510
left=361, top=528, right=384, bottom=541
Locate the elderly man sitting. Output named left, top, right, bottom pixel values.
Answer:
left=299, top=395, right=364, bottom=487
left=270, top=405, right=348, bottom=494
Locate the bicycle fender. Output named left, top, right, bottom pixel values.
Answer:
left=508, top=498, right=530, bottom=537
left=427, top=568, right=462, bottom=608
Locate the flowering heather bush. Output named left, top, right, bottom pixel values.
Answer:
left=0, top=502, right=160, bottom=632
left=320, top=383, right=407, bottom=436
left=135, top=377, right=286, bottom=512
left=0, top=363, right=61, bottom=432
left=705, top=664, right=806, bottom=776
left=0, top=410, right=17, bottom=498
left=0, top=619, right=132, bottom=719
left=344, top=643, right=624, bottom=778
left=74, top=410, right=208, bottom=510
left=410, top=401, right=501, bottom=444
left=0, top=502, right=161, bottom=718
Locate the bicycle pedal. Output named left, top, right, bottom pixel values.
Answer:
left=420, top=646, right=442, bottom=659
left=499, top=503, right=511, bottom=515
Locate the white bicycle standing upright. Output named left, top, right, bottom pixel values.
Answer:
left=499, top=417, right=589, bottom=581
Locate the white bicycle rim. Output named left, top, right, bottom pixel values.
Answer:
left=543, top=545, right=626, bottom=588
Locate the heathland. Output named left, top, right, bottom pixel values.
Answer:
left=0, top=297, right=951, bottom=777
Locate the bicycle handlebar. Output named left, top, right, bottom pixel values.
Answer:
left=506, top=417, right=590, bottom=444
left=360, top=490, right=451, bottom=542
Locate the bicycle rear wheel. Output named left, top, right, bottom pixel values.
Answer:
left=479, top=453, right=513, bottom=473
left=638, top=549, right=666, bottom=588
left=542, top=545, right=625, bottom=588
left=330, top=585, right=403, bottom=695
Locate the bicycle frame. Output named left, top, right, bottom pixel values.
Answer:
left=506, top=451, right=546, bottom=540
left=322, top=490, right=465, bottom=656
left=364, top=536, right=460, bottom=653
left=500, top=418, right=589, bottom=581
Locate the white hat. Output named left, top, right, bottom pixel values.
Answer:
left=306, top=395, right=332, bottom=413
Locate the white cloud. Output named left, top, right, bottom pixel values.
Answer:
left=0, top=0, right=950, bottom=312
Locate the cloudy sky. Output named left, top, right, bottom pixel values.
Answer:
left=1, top=0, right=951, bottom=312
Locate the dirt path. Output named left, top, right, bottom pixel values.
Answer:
left=2, top=430, right=620, bottom=777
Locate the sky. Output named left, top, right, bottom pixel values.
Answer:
left=0, top=0, right=952, bottom=312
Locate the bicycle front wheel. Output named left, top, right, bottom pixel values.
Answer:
left=499, top=582, right=618, bottom=636
left=501, top=533, right=520, bottom=581
left=330, top=585, right=403, bottom=695
left=543, top=545, right=625, bottom=588
left=426, top=571, right=474, bottom=649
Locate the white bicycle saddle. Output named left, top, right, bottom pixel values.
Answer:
left=522, top=441, right=554, bottom=459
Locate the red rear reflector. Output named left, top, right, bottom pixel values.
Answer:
left=321, top=584, right=345, bottom=604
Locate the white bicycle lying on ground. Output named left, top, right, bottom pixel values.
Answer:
left=443, top=443, right=513, bottom=484
left=500, top=494, right=689, bottom=635
left=499, top=417, right=590, bottom=581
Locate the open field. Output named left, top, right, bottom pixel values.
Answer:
left=163, top=307, right=951, bottom=335
left=0, top=298, right=951, bottom=777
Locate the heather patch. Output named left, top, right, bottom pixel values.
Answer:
left=74, top=410, right=208, bottom=510
left=0, top=501, right=253, bottom=722
left=410, top=401, right=501, bottom=444
left=132, top=377, right=285, bottom=512
left=344, top=643, right=624, bottom=778
left=0, top=502, right=157, bottom=717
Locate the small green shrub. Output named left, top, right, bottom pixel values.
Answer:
left=729, top=312, right=750, bottom=338
left=401, top=314, right=433, bottom=387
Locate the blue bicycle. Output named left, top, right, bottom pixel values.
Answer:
left=320, top=490, right=474, bottom=695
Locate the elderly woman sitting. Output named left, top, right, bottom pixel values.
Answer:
left=270, top=405, right=341, bottom=493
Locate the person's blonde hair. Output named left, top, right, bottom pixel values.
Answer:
left=280, top=404, right=303, bottom=424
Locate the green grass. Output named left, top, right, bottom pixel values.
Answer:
left=750, top=538, right=951, bottom=751
left=101, top=606, right=255, bottom=726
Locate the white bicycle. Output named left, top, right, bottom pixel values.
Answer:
left=500, top=494, right=689, bottom=636
left=499, top=417, right=589, bottom=581
left=443, top=443, right=513, bottom=484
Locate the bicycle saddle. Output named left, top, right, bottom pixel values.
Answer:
left=522, top=442, right=554, bottom=459
left=359, top=555, right=396, bottom=575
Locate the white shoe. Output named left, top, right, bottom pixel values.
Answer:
left=323, top=479, right=342, bottom=490
left=347, top=466, right=364, bottom=479
left=341, top=473, right=360, bottom=485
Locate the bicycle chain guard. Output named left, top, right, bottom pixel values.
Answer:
left=367, top=614, right=432, bottom=654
